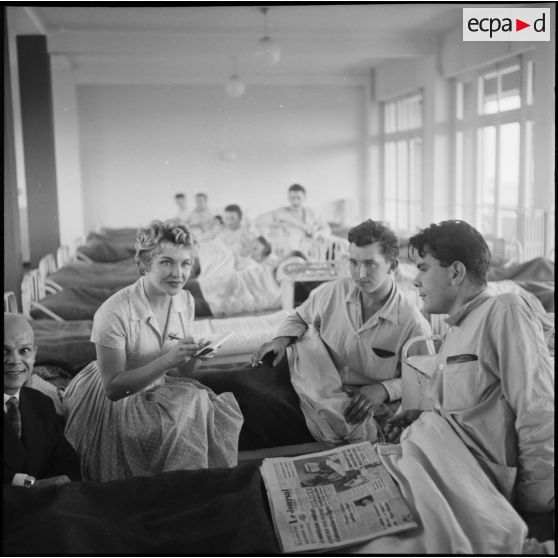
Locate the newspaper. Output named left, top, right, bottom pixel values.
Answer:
left=260, top=441, right=417, bottom=553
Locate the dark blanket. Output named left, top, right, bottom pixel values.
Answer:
left=30, top=286, right=121, bottom=321
left=3, top=463, right=280, bottom=555
left=516, top=280, right=555, bottom=313
left=99, top=227, right=139, bottom=241
left=487, top=257, right=554, bottom=282
left=184, top=279, right=213, bottom=317
left=79, top=235, right=136, bottom=263
left=32, top=320, right=95, bottom=374
left=190, top=356, right=315, bottom=451
left=47, top=259, right=139, bottom=290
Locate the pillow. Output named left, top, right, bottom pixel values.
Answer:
left=26, top=371, right=69, bottom=415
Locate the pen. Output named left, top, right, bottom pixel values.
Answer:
left=168, top=334, right=181, bottom=341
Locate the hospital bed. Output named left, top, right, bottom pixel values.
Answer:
left=25, top=233, right=348, bottom=321
left=6, top=273, right=554, bottom=554
left=16, top=224, right=554, bottom=383
left=4, top=410, right=552, bottom=555
left=14, top=261, right=293, bottom=370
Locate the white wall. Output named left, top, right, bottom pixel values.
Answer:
left=76, top=83, right=365, bottom=231
left=51, top=56, right=86, bottom=246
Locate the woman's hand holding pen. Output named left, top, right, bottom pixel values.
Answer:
left=164, top=334, right=201, bottom=367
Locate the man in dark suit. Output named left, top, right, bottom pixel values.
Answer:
left=4, top=313, right=81, bottom=487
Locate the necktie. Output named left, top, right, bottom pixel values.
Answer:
left=6, top=396, right=22, bottom=439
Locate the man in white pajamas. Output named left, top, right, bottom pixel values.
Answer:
left=390, top=220, right=553, bottom=537
left=191, top=220, right=431, bottom=449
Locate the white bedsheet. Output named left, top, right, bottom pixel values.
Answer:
left=287, top=327, right=379, bottom=444
left=348, top=412, right=530, bottom=554
left=190, top=309, right=289, bottom=356
left=197, top=237, right=236, bottom=278
left=199, top=261, right=281, bottom=317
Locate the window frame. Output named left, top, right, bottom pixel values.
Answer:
left=451, top=53, right=541, bottom=255
left=380, top=90, right=424, bottom=233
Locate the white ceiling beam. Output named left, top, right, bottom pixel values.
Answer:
left=47, top=29, right=436, bottom=59
left=74, top=66, right=370, bottom=87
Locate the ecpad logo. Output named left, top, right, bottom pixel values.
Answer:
left=463, top=8, right=550, bottom=41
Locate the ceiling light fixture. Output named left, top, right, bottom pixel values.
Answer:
left=224, top=56, right=246, bottom=98
left=256, top=7, right=281, bottom=66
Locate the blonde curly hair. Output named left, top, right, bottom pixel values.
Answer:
left=135, top=219, right=197, bottom=275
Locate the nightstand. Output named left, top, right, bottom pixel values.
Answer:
left=280, top=261, right=341, bottom=310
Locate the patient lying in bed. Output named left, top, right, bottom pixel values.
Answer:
left=186, top=237, right=304, bottom=318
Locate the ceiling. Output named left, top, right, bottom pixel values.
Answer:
left=17, top=4, right=466, bottom=85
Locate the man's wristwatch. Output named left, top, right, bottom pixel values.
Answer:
left=23, top=475, right=36, bottom=488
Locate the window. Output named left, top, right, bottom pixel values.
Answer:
left=382, top=92, right=423, bottom=232
left=453, top=53, right=551, bottom=259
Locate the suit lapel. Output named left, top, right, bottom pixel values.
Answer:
left=20, top=389, right=42, bottom=444
left=4, top=413, right=27, bottom=472
left=19, top=389, right=46, bottom=472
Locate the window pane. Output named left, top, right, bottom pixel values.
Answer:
left=455, top=131, right=464, bottom=218
left=462, top=80, right=475, bottom=120
left=498, top=209, right=518, bottom=240
left=397, top=99, right=408, bottom=131
left=500, top=66, right=521, bottom=111
left=408, top=138, right=422, bottom=203
left=397, top=141, right=408, bottom=230
left=409, top=95, right=422, bottom=129
left=526, top=60, right=534, bottom=105
left=409, top=138, right=422, bottom=230
left=383, top=91, right=423, bottom=231
left=456, top=81, right=464, bottom=120
left=478, top=126, right=496, bottom=207
left=481, top=208, right=496, bottom=237
left=384, top=103, right=396, bottom=134
left=481, top=73, right=498, bottom=114
left=499, top=122, right=520, bottom=208
left=385, top=200, right=397, bottom=231
left=384, top=141, right=396, bottom=196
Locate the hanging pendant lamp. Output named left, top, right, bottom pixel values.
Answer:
left=224, top=56, right=246, bottom=98
left=256, top=7, right=281, bottom=66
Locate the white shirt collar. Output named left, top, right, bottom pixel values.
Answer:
left=4, top=391, right=20, bottom=404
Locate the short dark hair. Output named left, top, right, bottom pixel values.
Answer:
left=174, top=192, right=185, bottom=199
left=408, top=220, right=491, bottom=284
left=256, top=236, right=272, bottom=258
left=288, top=184, right=306, bottom=195
left=195, top=192, right=207, bottom=200
left=347, top=220, right=399, bottom=263
left=224, top=204, right=242, bottom=220
left=213, top=215, right=223, bottom=225
left=285, top=250, right=307, bottom=260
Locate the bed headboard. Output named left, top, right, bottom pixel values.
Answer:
left=56, top=245, right=71, bottom=268
left=4, top=291, right=18, bottom=314
left=306, top=237, right=349, bottom=263
left=485, top=237, right=523, bottom=265
left=38, top=253, right=57, bottom=281
left=20, top=269, right=64, bottom=321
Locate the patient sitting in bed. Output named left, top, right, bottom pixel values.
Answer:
left=254, top=184, right=331, bottom=257
left=385, top=220, right=554, bottom=526
left=216, top=204, right=257, bottom=257
left=190, top=220, right=431, bottom=449
left=185, top=236, right=300, bottom=318
left=63, top=219, right=243, bottom=482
